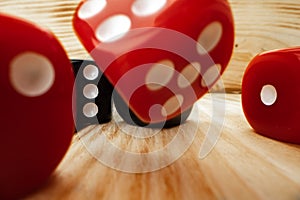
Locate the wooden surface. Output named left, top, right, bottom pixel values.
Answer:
left=21, top=94, right=300, bottom=200
left=1, top=0, right=300, bottom=92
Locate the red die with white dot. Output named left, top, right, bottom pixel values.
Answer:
left=0, top=13, right=74, bottom=199
left=73, top=0, right=234, bottom=125
left=242, top=47, right=300, bottom=144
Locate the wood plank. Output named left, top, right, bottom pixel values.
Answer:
left=1, top=0, right=299, bottom=92
left=22, top=94, right=300, bottom=200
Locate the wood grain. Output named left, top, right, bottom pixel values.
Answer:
left=225, top=0, right=300, bottom=92
left=0, top=0, right=86, bottom=59
left=1, top=0, right=299, bottom=92
left=20, top=94, right=300, bottom=200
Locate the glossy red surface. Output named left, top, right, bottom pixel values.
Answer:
left=73, top=0, right=234, bottom=124
left=242, top=47, right=300, bottom=144
left=0, top=13, right=74, bottom=199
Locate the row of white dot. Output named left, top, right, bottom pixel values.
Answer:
left=145, top=60, right=221, bottom=91
left=82, top=64, right=101, bottom=118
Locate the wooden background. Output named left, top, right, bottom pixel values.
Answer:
left=1, top=0, right=300, bottom=199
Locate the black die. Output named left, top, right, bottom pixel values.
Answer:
left=71, top=59, right=113, bottom=131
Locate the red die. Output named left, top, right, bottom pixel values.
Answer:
left=0, top=14, right=74, bottom=199
left=242, top=47, right=300, bottom=144
left=73, top=0, right=234, bottom=125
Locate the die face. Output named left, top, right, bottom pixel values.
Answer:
left=73, top=0, right=234, bottom=124
left=71, top=59, right=113, bottom=131
left=0, top=13, right=74, bottom=199
left=242, top=48, right=300, bottom=144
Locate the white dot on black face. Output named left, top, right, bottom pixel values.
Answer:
left=83, top=84, right=99, bottom=99
left=83, top=64, right=99, bottom=80
left=10, top=51, right=55, bottom=97
left=260, top=84, right=277, bottom=106
left=131, top=0, right=167, bottom=17
left=95, top=14, right=131, bottom=42
left=83, top=103, right=98, bottom=118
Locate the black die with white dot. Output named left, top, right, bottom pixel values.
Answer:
left=73, top=0, right=234, bottom=127
left=71, top=59, right=113, bottom=131
left=242, top=47, right=300, bottom=144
